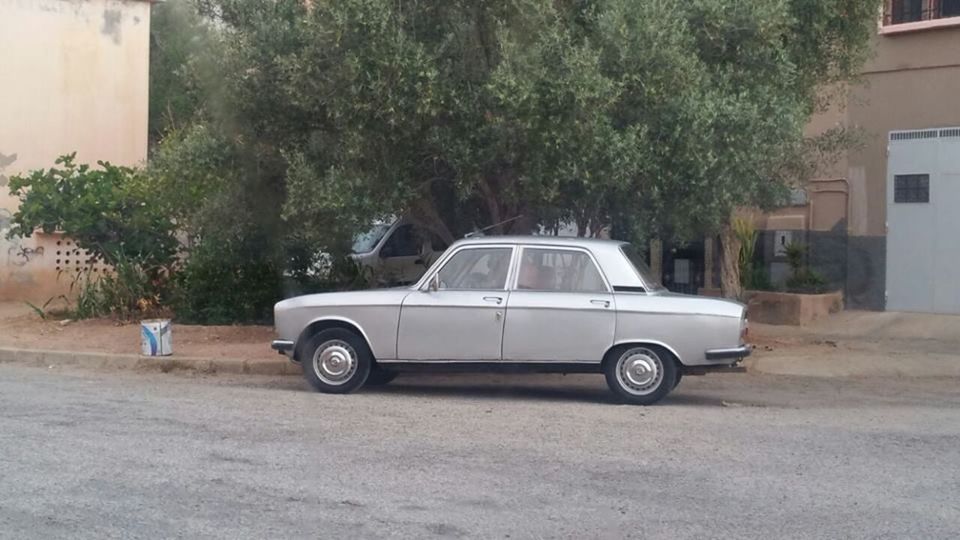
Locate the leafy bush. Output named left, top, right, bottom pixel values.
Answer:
left=783, top=242, right=828, bottom=293
left=6, top=153, right=178, bottom=267
left=171, top=235, right=284, bottom=325
left=70, top=253, right=171, bottom=320
left=7, top=154, right=177, bottom=320
left=742, top=264, right=774, bottom=291
left=786, top=269, right=828, bottom=294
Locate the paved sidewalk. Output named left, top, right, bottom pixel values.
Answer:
left=749, top=310, right=960, bottom=378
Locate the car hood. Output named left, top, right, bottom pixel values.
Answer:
left=275, top=288, right=412, bottom=312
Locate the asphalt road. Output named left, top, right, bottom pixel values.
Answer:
left=1, top=364, right=959, bottom=539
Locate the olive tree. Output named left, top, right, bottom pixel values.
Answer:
left=158, top=0, right=879, bottom=295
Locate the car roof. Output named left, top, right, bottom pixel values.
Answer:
left=450, top=235, right=628, bottom=250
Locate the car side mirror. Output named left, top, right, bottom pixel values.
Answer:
left=428, top=273, right=440, bottom=292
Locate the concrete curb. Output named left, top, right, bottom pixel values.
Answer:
left=0, top=347, right=301, bottom=376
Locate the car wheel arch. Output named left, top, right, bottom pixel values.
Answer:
left=603, top=340, right=683, bottom=367
left=295, top=317, right=375, bottom=364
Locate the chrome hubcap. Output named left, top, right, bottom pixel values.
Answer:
left=312, top=340, right=358, bottom=386
left=616, top=348, right=663, bottom=396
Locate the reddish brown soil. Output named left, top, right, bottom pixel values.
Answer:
left=0, top=308, right=276, bottom=361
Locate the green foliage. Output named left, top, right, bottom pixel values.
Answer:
left=784, top=242, right=807, bottom=275
left=171, top=231, right=284, bottom=325
left=6, top=154, right=178, bottom=268
left=786, top=268, right=828, bottom=293
left=783, top=242, right=827, bottom=293
left=68, top=253, right=169, bottom=320
left=149, top=0, right=221, bottom=141
left=172, top=0, right=880, bottom=247
left=742, top=264, right=774, bottom=292
left=139, top=0, right=879, bottom=322
left=7, top=155, right=178, bottom=321
left=732, top=217, right=759, bottom=287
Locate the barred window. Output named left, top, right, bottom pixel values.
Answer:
left=894, top=174, right=930, bottom=203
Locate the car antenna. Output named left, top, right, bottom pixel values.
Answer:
left=464, top=215, right=524, bottom=238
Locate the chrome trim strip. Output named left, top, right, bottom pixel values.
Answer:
left=617, top=310, right=742, bottom=319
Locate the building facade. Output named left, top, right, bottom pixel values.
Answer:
left=722, top=3, right=960, bottom=313
left=0, top=0, right=151, bottom=301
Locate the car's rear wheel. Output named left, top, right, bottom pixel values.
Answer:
left=302, top=328, right=372, bottom=394
left=604, top=345, right=677, bottom=405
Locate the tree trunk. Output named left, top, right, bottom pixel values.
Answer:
left=410, top=197, right=455, bottom=245
left=719, top=223, right=742, bottom=300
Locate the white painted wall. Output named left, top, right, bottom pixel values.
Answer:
left=0, top=0, right=151, bottom=301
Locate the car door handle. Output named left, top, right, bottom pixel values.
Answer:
left=483, top=296, right=503, bottom=305
left=591, top=299, right=611, bottom=308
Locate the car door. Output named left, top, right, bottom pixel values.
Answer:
left=397, top=246, right=515, bottom=361
left=501, top=246, right=615, bottom=362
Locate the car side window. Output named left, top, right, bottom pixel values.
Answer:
left=517, top=249, right=606, bottom=292
left=436, top=248, right=512, bottom=290
left=380, top=224, right=419, bottom=258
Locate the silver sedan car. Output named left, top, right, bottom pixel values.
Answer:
left=272, top=237, right=750, bottom=405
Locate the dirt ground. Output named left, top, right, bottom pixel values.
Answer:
left=0, top=305, right=277, bottom=361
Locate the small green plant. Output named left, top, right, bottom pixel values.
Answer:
left=784, top=242, right=805, bottom=275
left=743, top=264, right=774, bottom=291
left=732, top=217, right=764, bottom=290
left=783, top=242, right=828, bottom=293
left=61, top=251, right=170, bottom=320
left=24, top=301, right=47, bottom=320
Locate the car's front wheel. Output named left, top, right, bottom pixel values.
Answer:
left=302, top=328, right=372, bottom=394
left=604, top=345, right=677, bottom=405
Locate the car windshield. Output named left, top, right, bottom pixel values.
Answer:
left=352, top=223, right=391, bottom=253
left=620, top=244, right=665, bottom=291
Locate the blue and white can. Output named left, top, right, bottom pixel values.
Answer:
left=140, top=319, right=173, bottom=356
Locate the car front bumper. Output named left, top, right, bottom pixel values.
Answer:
left=271, top=340, right=294, bottom=354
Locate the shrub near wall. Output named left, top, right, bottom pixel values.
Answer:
left=171, top=236, right=284, bottom=325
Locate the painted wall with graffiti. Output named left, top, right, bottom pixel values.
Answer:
left=0, top=0, right=151, bottom=301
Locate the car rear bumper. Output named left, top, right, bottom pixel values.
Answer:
left=678, top=345, right=752, bottom=375
left=704, top=345, right=752, bottom=361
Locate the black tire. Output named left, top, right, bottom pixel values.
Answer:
left=301, top=328, right=372, bottom=394
left=365, top=367, right=399, bottom=386
left=603, top=345, right=677, bottom=405
left=673, top=372, right=683, bottom=389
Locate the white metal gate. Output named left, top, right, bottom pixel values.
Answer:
left=886, top=128, right=960, bottom=313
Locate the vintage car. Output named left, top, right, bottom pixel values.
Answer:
left=272, top=236, right=750, bottom=405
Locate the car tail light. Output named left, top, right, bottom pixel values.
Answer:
left=741, top=317, right=749, bottom=342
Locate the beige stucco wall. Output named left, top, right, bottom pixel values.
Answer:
left=848, top=27, right=960, bottom=237
left=0, top=0, right=151, bottom=301
left=760, top=24, right=960, bottom=237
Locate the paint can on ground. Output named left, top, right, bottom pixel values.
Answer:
left=140, top=319, right=172, bottom=356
